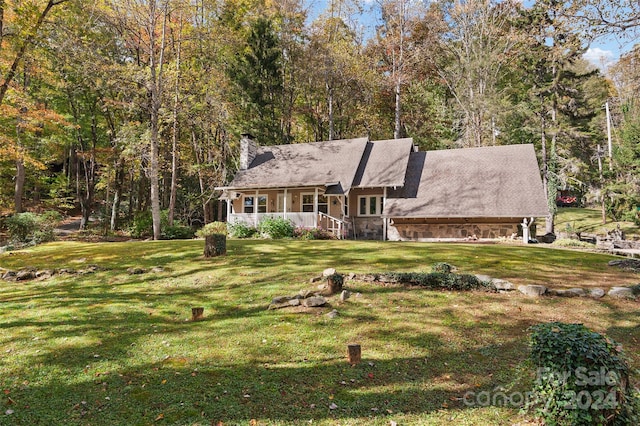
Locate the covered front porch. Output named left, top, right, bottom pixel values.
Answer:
left=224, top=187, right=348, bottom=239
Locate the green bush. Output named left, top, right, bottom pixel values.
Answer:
left=130, top=211, right=154, bottom=238
left=527, top=322, right=639, bottom=425
left=130, top=210, right=194, bottom=240
left=5, top=211, right=60, bottom=245
left=258, top=216, right=294, bottom=239
left=162, top=224, right=195, bottom=240
left=383, top=271, right=487, bottom=291
left=196, top=221, right=228, bottom=238
left=228, top=221, right=258, bottom=238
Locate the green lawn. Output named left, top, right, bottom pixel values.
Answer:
left=1, top=239, right=639, bottom=425
left=556, top=207, right=640, bottom=237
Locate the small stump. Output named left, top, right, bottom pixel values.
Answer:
left=191, top=307, right=204, bottom=321
left=204, top=234, right=226, bottom=257
left=327, top=273, right=344, bottom=294
left=347, top=344, right=361, bottom=365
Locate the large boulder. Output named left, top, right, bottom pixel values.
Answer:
left=302, top=296, right=327, bottom=307
left=16, top=269, right=36, bottom=281
left=589, top=288, right=606, bottom=299
left=322, top=268, right=336, bottom=277
left=492, top=279, right=516, bottom=292
left=549, top=288, right=586, bottom=297
left=518, top=285, right=547, bottom=297
left=608, top=287, right=636, bottom=300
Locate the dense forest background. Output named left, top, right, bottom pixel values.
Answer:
left=1, top=0, right=639, bottom=239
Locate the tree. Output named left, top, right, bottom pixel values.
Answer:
left=229, top=17, right=285, bottom=145
left=376, top=0, right=425, bottom=139
left=0, top=0, right=68, bottom=106
left=521, top=0, right=592, bottom=233
left=432, top=0, right=525, bottom=147
left=102, top=0, right=173, bottom=240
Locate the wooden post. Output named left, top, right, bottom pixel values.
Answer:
left=191, top=307, right=204, bottom=321
left=347, top=344, right=361, bottom=365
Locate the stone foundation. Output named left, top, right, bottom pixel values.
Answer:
left=352, top=217, right=384, bottom=240
left=388, top=222, right=520, bottom=241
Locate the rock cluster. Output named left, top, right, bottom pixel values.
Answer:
left=1, top=265, right=103, bottom=281
left=477, top=275, right=636, bottom=300
left=268, top=290, right=328, bottom=310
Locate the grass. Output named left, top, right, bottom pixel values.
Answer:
left=0, top=239, right=639, bottom=425
left=555, top=207, right=640, bottom=237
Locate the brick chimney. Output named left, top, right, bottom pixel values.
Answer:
left=239, top=133, right=257, bottom=170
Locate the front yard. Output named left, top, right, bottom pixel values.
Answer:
left=0, top=240, right=638, bottom=425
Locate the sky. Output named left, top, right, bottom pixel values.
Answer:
left=305, top=0, right=637, bottom=73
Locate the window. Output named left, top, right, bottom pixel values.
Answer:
left=301, top=193, right=328, bottom=214
left=243, top=195, right=267, bottom=213
left=358, top=195, right=383, bottom=216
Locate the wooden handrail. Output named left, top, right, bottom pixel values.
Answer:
left=318, top=212, right=347, bottom=239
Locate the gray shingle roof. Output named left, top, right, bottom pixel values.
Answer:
left=225, top=137, right=369, bottom=193
left=383, top=144, right=549, bottom=218
left=352, top=138, right=413, bottom=188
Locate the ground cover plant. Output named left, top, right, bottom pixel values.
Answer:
left=0, top=240, right=639, bottom=425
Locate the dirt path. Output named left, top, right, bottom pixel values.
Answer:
left=54, top=216, right=82, bottom=237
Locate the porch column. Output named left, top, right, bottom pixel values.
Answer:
left=284, top=188, right=288, bottom=220
left=254, top=190, right=259, bottom=227
left=314, top=187, right=318, bottom=227
left=383, top=187, right=388, bottom=241
left=226, top=194, right=231, bottom=221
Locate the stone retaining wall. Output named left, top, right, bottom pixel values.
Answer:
left=387, top=223, right=519, bottom=241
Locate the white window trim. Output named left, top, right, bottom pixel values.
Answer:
left=243, top=194, right=268, bottom=213
left=301, top=192, right=328, bottom=213
left=357, top=195, right=384, bottom=216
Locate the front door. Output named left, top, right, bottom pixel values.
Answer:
left=277, top=193, right=293, bottom=212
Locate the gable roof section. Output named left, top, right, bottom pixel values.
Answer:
left=352, top=138, right=414, bottom=188
left=384, top=144, right=549, bottom=218
left=225, top=137, right=369, bottom=193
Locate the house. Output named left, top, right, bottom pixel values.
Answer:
left=216, top=134, right=549, bottom=241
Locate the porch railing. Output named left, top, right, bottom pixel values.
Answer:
left=318, top=212, right=347, bottom=240
left=229, top=212, right=316, bottom=228
left=228, top=212, right=348, bottom=239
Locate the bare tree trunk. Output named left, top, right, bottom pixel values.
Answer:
left=327, top=83, right=334, bottom=140
left=14, top=158, right=25, bottom=213
left=110, top=157, right=125, bottom=231
left=148, top=0, right=168, bottom=240
left=168, top=12, right=183, bottom=227
left=394, top=79, right=401, bottom=139
left=191, top=129, right=211, bottom=224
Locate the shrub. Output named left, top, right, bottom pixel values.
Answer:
left=293, top=226, right=335, bottom=240
left=162, top=224, right=195, bottom=240
left=130, top=210, right=194, bottom=240
left=383, top=271, right=487, bottom=291
left=527, top=322, right=639, bottom=425
left=258, top=216, right=294, bottom=239
left=130, top=211, right=154, bottom=238
left=196, top=221, right=228, bottom=238
left=5, top=211, right=59, bottom=245
left=228, top=221, right=258, bottom=238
